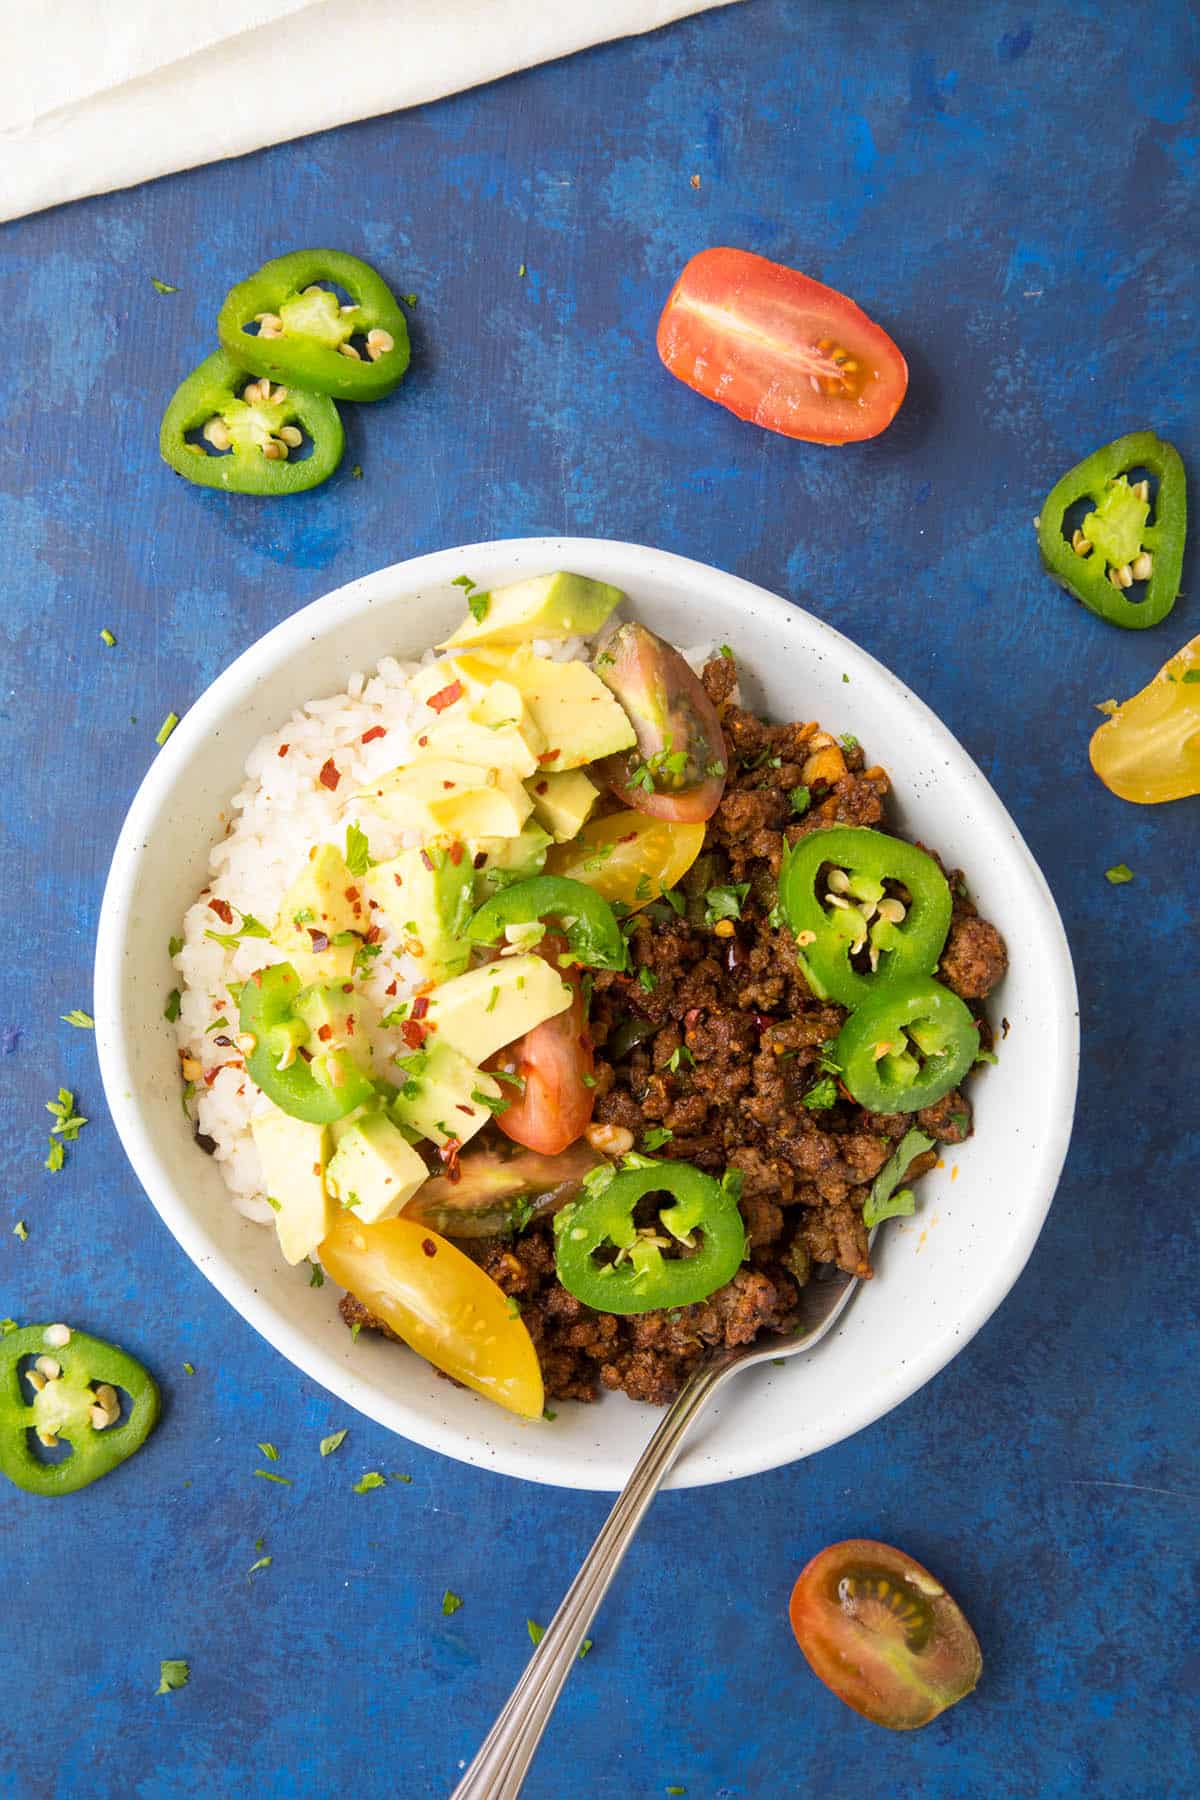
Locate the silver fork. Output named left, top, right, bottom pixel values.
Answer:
left=449, top=1257, right=865, bottom=1799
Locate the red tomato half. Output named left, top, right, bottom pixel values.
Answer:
left=657, top=248, right=908, bottom=445
left=486, top=942, right=595, bottom=1156
left=789, top=1539, right=982, bottom=1730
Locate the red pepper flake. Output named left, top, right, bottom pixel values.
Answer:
left=412, top=996, right=430, bottom=1021
left=277, top=744, right=290, bottom=758
left=385, top=980, right=398, bottom=997
left=364, top=925, right=381, bottom=945
left=537, top=749, right=561, bottom=765
left=417, top=735, right=429, bottom=748
left=420, top=850, right=435, bottom=872
left=534, top=781, right=549, bottom=796
left=427, top=680, right=463, bottom=714
left=207, top=897, right=234, bottom=924
left=308, top=929, right=330, bottom=953
left=439, top=1138, right=463, bottom=1182
left=441, top=781, right=456, bottom=791
left=618, top=832, right=637, bottom=845
left=401, top=1020, right=427, bottom=1049
left=456, top=1103, right=475, bottom=1116
left=317, top=1025, right=333, bottom=1042
left=473, top=852, right=488, bottom=870
left=319, top=759, right=341, bottom=791
left=342, top=983, right=354, bottom=994
left=203, top=1065, right=225, bottom=1087
left=252, top=970, right=264, bottom=989
left=421, top=1238, right=437, bottom=1257
left=346, top=1015, right=356, bottom=1036
left=447, top=842, right=464, bottom=865
left=345, top=887, right=360, bottom=902
left=392, top=873, right=403, bottom=887
left=361, top=725, right=387, bottom=744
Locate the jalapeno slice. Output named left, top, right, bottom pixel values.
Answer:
left=218, top=250, right=410, bottom=401
left=554, top=1161, right=746, bottom=1313
left=160, top=351, right=344, bottom=495
left=467, top=875, right=628, bottom=971
left=835, top=976, right=978, bottom=1114
left=778, top=827, right=951, bottom=1008
left=239, top=963, right=376, bottom=1123
left=0, top=1325, right=160, bottom=1496
left=1037, top=431, right=1186, bottom=630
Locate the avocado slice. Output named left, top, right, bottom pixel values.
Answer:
left=442, top=571, right=623, bottom=649
left=390, top=1040, right=502, bottom=1148
left=324, top=1112, right=428, bottom=1223
left=251, top=1112, right=332, bottom=1265
left=525, top=767, right=599, bottom=842
left=273, top=845, right=365, bottom=954
left=424, top=953, right=573, bottom=1064
left=365, top=843, right=475, bottom=984
left=294, top=981, right=372, bottom=1079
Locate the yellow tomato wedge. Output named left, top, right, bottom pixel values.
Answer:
left=320, top=1212, right=544, bottom=1419
left=545, top=809, right=706, bottom=911
left=1090, top=633, right=1200, bottom=804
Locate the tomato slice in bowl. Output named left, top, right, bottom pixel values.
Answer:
left=546, top=810, right=706, bottom=910
left=657, top=248, right=908, bottom=445
left=486, top=955, right=596, bottom=1157
left=789, top=1539, right=982, bottom=1729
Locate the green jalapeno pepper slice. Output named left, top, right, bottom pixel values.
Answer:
left=834, top=976, right=978, bottom=1114
left=160, top=350, right=344, bottom=495
left=778, top=826, right=952, bottom=1008
left=239, top=963, right=376, bottom=1123
left=1037, top=431, right=1186, bottom=629
left=218, top=250, right=410, bottom=401
left=554, top=1161, right=746, bottom=1313
left=467, top=875, right=628, bottom=971
left=0, top=1325, right=160, bottom=1496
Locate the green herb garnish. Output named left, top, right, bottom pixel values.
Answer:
left=703, top=883, right=750, bottom=926
left=527, top=1619, right=545, bottom=1647
left=253, top=1470, right=293, bottom=1486
left=345, top=821, right=372, bottom=876
left=1105, top=863, right=1134, bottom=884
left=13, top=1220, right=28, bottom=1241
left=155, top=1659, right=189, bottom=1695
left=248, top=1556, right=272, bottom=1576
left=353, top=1471, right=386, bottom=1494
left=155, top=711, right=180, bottom=747
left=164, top=989, right=182, bottom=1022
left=100, top=628, right=117, bottom=647
left=442, top=1589, right=463, bottom=1616
left=863, top=1127, right=934, bottom=1230
left=308, top=1260, right=324, bottom=1288
left=60, top=1009, right=94, bottom=1029
left=257, top=1443, right=279, bottom=1461
left=44, top=1138, right=64, bottom=1173
left=637, top=965, right=657, bottom=993
left=802, top=1076, right=839, bottom=1111
left=788, top=785, right=811, bottom=817
left=642, top=1126, right=673, bottom=1151
left=320, top=1429, right=348, bottom=1457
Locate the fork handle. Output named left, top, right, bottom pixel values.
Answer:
left=449, top=1356, right=730, bottom=1799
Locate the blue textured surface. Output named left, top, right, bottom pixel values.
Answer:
left=1, top=4, right=1198, bottom=1795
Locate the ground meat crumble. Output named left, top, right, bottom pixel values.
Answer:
left=342, top=654, right=1007, bottom=1406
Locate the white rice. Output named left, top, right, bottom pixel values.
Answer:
left=173, top=631, right=641, bottom=1223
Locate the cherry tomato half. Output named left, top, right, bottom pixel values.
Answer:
left=485, top=944, right=595, bottom=1156
left=545, top=810, right=706, bottom=910
left=789, top=1539, right=982, bottom=1730
left=320, top=1212, right=544, bottom=1419
left=592, top=624, right=728, bottom=822
left=658, top=248, right=908, bottom=445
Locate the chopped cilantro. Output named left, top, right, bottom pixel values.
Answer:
left=451, top=574, right=477, bottom=591
left=168, top=934, right=184, bottom=958
left=718, top=644, right=734, bottom=659
left=518, top=262, right=527, bottom=277
left=253, top=1470, right=292, bottom=1486
left=403, top=293, right=418, bottom=307
left=581, top=1072, right=597, bottom=1088
left=493, top=1069, right=526, bottom=1092
left=350, top=1322, right=362, bottom=1344
left=257, top=1443, right=279, bottom=1461
left=47, top=1088, right=87, bottom=1141
left=1180, top=669, right=1200, bottom=684
left=974, top=1047, right=999, bottom=1067
left=392, top=1471, right=413, bottom=1483
left=44, top=1138, right=64, bottom=1173
left=100, top=627, right=117, bottom=647
left=581, top=843, right=615, bottom=872
left=441, top=1589, right=463, bottom=1616
left=634, top=874, right=653, bottom=901
left=353, top=1471, right=386, bottom=1494
left=351, top=463, right=363, bottom=479
left=150, top=278, right=179, bottom=295
left=320, top=1429, right=348, bottom=1457
left=205, top=1016, right=229, bottom=1034
left=248, top=1556, right=272, bottom=1576
left=543, top=1407, right=557, bottom=1422
left=203, top=909, right=272, bottom=950
left=1105, top=863, right=1133, bottom=885
left=472, top=1088, right=511, bottom=1115
left=840, top=733, right=859, bottom=750
left=660, top=888, right=686, bottom=917
left=380, top=1004, right=410, bottom=1027
left=61, top=1008, right=94, bottom=1028
left=345, top=821, right=372, bottom=876
left=13, top=1220, right=28, bottom=1241
left=703, top=883, right=750, bottom=926
left=155, top=1659, right=189, bottom=1695
left=527, top=1619, right=545, bottom=1647
left=308, top=1260, right=324, bottom=1288
left=505, top=1296, right=522, bottom=1318
left=863, top=1128, right=934, bottom=1230
left=265, top=1195, right=281, bottom=1212
left=802, top=1076, right=839, bottom=1111
left=182, top=1362, right=195, bottom=1374
left=180, top=1080, right=196, bottom=1120
left=164, top=989, right=181, bottom=1022
left=155, top=711, right=180, bottom=747
left=353, top=942, right=384, bottom=977
left=637, top=965, right=657, bottom=993
left=788, top=785, right=811, bottom=817
left=578, top=1638, right=593, bottom=1659
left=642, top=1126, right=673, bottom=1151
left=468, top=590, right=490, bottom=624
left=666, top=1045, right=695, bottom=1074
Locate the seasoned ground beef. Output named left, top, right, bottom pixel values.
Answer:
left=343, top=655, right=1007, bottom=1407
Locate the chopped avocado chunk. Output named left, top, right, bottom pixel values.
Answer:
left=359, top=759, right=533, bottom=839
left=325, top=1112, right=428, bottom=1223
left=1082, top=476, right=1151, bottom=568
left=526, top=767, right=599, bottom=842
left=365, top=845, right=474, bottom=983
left=288, top=942, right=358, bottom=986
left=390, top=1040, right=502, bottom=1147
left=424, top=953, right=573, bottom=1064
left=457, top=649, right=635, bottom=771
left=421, top=680, right=547, bottom=778
left=251, top=1112, right=332, bottom=1265
left=274, top=845, right=364, bottom=954
left=294, top=982, right=372, bottom=1073
left=442, top=571, right=623, bottom=649
left=471, top=820, right=553, bottom=898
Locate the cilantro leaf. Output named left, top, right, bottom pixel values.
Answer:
left=60, top=1009, right=94, bottom=1029
left=863, top=1128, right=934, bottom=1230
left=802, top=1076, right=839, bottom=1111
left=1105, top=863, right=1134, bottom=885
left=353, top=1471, right=386, bottom=1494
left=257, top=1443, right=279, bottom=1462
left=155, top=1659, right=189, bottom=1695
left=345, top=821, right=373, bottom=876
left=164, top=989, right=181, bottom=1022
left=527, top=1618, right=545, bottom=1646
left=150, top=278, right=179, bottom=295
left=155, top=711, right=180, bottom=747
left=703, top=883, right=750, bottom=926
left=248, top=1556, right=272, bottom=1576
left=442, top=1589, right=463, bottom=1616
left=44, top=1138, right=64, bottom=1173
left=642, top=1126, right=673, bottom=1151
left=319, top=1428, right=348, bottom=1457
left=788, top=785, right=811, bottom=817
left=13, top=1220, right=28, bottom=1241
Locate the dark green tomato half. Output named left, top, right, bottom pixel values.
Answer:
left=0, top=1326, right=160, bottom=1496
left=835, top=976, right=978, bottom=1114
left=779, top=826, right=951, bottom=1008
left=592, top=623, right=728, bottom=823
left=554, top=1161, right=745, bottom=1313
left=160, top=350, right=344, bottom=495
left=468, top=875, right=627, bottom=971
left=239, top=963, right=375, bottom=1123
left=218, top=249, right=410, bottom=401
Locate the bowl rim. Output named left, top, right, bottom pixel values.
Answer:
left=95, top=536, right=1079, bottom=1490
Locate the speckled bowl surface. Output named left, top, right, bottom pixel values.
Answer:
left=96, top=538, right=1078, bottom=1491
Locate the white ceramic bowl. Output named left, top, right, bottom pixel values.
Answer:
left=95, top=539, right=1078, bottom=1491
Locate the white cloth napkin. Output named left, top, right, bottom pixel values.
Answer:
left=0, top=0, right=736, bottom=223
